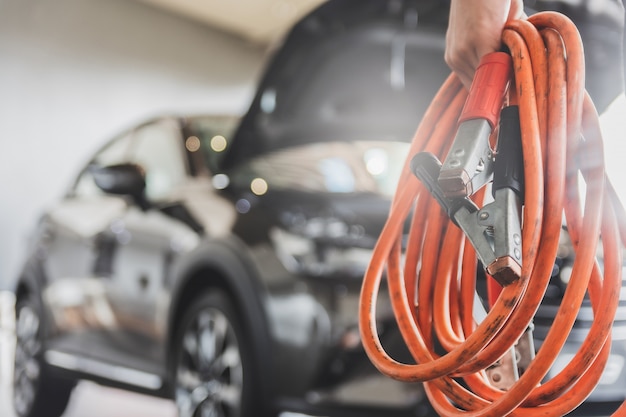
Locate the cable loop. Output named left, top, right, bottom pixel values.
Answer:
left=359, top=11, right=626, bottom=417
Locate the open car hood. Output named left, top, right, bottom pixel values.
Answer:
left=222, top=0, right=624, bottom=170
left=222, top=0, right=451, bottom=169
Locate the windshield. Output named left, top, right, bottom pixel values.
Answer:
left=185, top=115, right=240, bottom=173
left=224, top=141, right=410, bottom=197
left=186, top=116, right=410, bottom=197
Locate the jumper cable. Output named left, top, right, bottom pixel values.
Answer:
left=359, top=11, right=626, bottom=417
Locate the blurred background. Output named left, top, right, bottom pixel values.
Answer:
left=0, top=0, right=324, bottom=415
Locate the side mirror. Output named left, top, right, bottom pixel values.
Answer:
left=91, top=163, right=150, bottom=210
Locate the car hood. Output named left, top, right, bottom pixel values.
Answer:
left=222, top=0, right=451, bottom=169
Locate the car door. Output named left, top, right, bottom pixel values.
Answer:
left=41, top=127, right=140, bottom=365
left=43, top=118, right=199, bottom=390
left=100, top=118, right=200, bottom=383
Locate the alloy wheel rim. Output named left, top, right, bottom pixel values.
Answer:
left=176, top=307, right=244, bottom=417
left=13, top=304, right=42, bottom=416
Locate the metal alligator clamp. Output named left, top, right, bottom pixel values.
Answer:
left=410, top=52, right=533, bottom=389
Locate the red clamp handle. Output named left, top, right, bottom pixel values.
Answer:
left=458, top=52, right=513, bottom=128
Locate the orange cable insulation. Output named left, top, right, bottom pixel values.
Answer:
left=359, top=11, right=626, bottom=417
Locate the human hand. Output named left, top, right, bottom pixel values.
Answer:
left=445, top=0, right=524, bottom=89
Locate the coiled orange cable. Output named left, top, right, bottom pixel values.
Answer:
left=359, top=11, right=626, bottom=417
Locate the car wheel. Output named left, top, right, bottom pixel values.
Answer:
left=173, top=290, right=262, bottom=417
left=13, top=294, right=75, bottom=417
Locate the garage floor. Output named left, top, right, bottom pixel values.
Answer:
left=0, top=292, right=176, bottom=417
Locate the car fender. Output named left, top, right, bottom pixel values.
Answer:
left=12, top=257, right=59, bottom=344
left=166, top=235, right=274, bottom=400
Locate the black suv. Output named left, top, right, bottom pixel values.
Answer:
left=11, top=1, right=626, bottom=417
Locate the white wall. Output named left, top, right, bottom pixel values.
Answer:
left=0, top=0, right=267, bottom=289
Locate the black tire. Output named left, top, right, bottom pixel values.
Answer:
left=13, top=293, right=75, bottom=417
left=172, top=290, right=264, bottom=417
